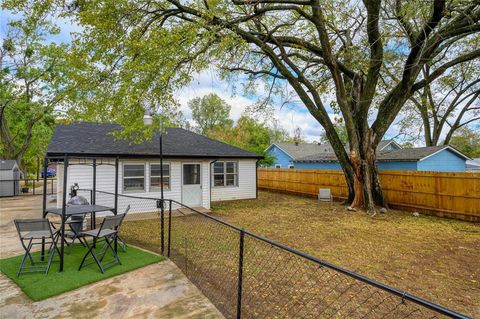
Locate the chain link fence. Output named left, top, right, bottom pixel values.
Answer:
left=77, top=189, right=163, bottom=253
left=76, top=189, right=469, bottom=319
left=0, top=178, right=56, bottom=197
left=166, top=200, right=469, bottom=319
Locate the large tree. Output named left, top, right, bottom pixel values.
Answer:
left=0, top=16, right=67, bottom=172
left=189, top=93, right=233, bottom=134
left=398, top=60, right=480, bottom=146
left=11, top=0, right=479, bottom=212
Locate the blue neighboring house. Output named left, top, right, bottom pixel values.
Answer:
left=265, top=141, right=470, bottom=172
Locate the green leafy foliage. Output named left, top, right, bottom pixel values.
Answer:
left=208, top=115, right=286, bottom=166
left=0, top=14, right=68, bottom=173
left=449, top=126, right=480, bottom=158
left=189, top=93, right=233, bottom=134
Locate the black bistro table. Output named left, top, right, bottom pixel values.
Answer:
left=43, top=205, right=116, bottom=270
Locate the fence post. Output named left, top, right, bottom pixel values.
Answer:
left=168, top=200, right=172, bottom=257
left=161, top=199, right=165, bottom=255
left=237, top=230, right=245, bottom=319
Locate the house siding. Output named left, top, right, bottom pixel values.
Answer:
left=377, top=161, right=418, bottom=171
left=294, top=162, right=342, bottom=170
left=417, top=149, right=466, bottom=172
left=57, top=159, right=186, bottom=212
left=267, top=145, right=294, bottom=168
left=56, top=158, right=256, bottom=211
left=211, top=159, right=257, bottom=201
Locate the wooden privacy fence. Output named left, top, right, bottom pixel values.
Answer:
left=257, top=168, right=480, bottom=222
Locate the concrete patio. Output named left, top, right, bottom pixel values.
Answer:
left=0, top=196, right=224, bottom=319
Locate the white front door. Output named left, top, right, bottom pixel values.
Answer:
left=182, top=163, right=202, bottom=207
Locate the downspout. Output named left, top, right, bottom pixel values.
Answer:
left=209, top=159, right=219, bottom=209
left=256, top=159, right=260, bottom=199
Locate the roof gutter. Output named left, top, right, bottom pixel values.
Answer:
left=209, top=159, right=219, bottom=209
left=256, top=159, right=260, bottom=199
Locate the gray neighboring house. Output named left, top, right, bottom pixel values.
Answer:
left=466, top=158, right=480, bottom=171
left=0, top=160, right=21, bottom=197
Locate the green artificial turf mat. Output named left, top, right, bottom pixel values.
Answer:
left=0, top=244, right=163, bottom=301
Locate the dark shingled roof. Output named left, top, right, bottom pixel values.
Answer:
left=377, top=145, right=449, bottom=161
left=272, top=139, right=398, bottom=160
left=295, top=145, right=470, bottom=163
left=295, top=153, right=339, bottom=162
left=47, top=122, right=262, bottom=159
left=0, top=160, right=18, bottom=170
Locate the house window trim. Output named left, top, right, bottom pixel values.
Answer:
left=149, top=162, right=171, bottom=192
left=212, top=161, right=239, bottom=188
left=123, top=162, right=146, bottom=193
left=275, top=164, right=281, bottom=168
left=288, top=164, right=295, bottom=169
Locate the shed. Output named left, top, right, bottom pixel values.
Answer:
left=0, top=160, right=21, bottom=197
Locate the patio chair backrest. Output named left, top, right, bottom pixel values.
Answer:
left=69, top=214, right=86, bottom=234
left=318, top=188, right=332, bottom=201
left=99, top=214, right=126, bottom=234
left=14, top=219, right=51, bottom=233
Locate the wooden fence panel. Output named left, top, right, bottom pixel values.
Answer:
left=257, top=168, right=480, bottom=222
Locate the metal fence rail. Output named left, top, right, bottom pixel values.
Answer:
left=78, top=189, right=470, bottom=319
left=166, top=199, right=470, bottom=319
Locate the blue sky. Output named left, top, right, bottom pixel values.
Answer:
left=1, top=8, right=408, bottom=142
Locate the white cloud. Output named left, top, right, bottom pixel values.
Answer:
left=177, top=71, right=334, bottom=141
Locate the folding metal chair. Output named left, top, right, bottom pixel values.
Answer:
left=14, top=219, right=60, bottom=276
left=78, top=214, right=126, bottom=273
left=116, top=205, right=130, bottom=252
left=64, top=214, right=88, bottom=253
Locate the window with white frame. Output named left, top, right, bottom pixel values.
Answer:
left=123, top=163, right=145, bottom=192
left=150, top=163, right=170, bottom=191
left=213, top=161, right=238, bottom=187
left=288, top=164, right=294, bottom=169
left=275, top=164, right=281, bottom=168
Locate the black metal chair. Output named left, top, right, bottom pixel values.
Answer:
left=50, top=214, right=88, bottom=253
left=78, top=214, right=126, bottom=273
left=116, top=205, right=130, bottom=252
left=64, top=214, right=88, bottom=252
left=14, top=219, right=60, bottom=276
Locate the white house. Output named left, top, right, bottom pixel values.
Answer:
left=47, top=122, right=262, bottom=210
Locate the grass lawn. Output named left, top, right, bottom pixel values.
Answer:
left=0, top=244, right=163, bottom=301
left=211, top=191, right=480, bottom=317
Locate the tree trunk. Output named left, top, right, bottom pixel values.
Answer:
left=346, top=134, right=386, bottom=213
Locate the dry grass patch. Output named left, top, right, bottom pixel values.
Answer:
left=211, top=191, right=480, bottom=317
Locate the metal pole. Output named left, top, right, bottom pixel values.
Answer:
left=160, top=131, right=165, bottom=255
left=167, top=200, right=172, bottom=257
left=92, top=159, right=97, bottom=229
left=41, top=157, right=48, bottom=261
left=60, top=156, right=69, bottom=272
left=92, top=159, right=97, bottom=204
left=42, top=157, right=48, bottom=212
left=33, top=179, right=35, bottom=195
left=236, top=230, right=245, bottom=319
left=114, top=157, right=119, bottom=252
